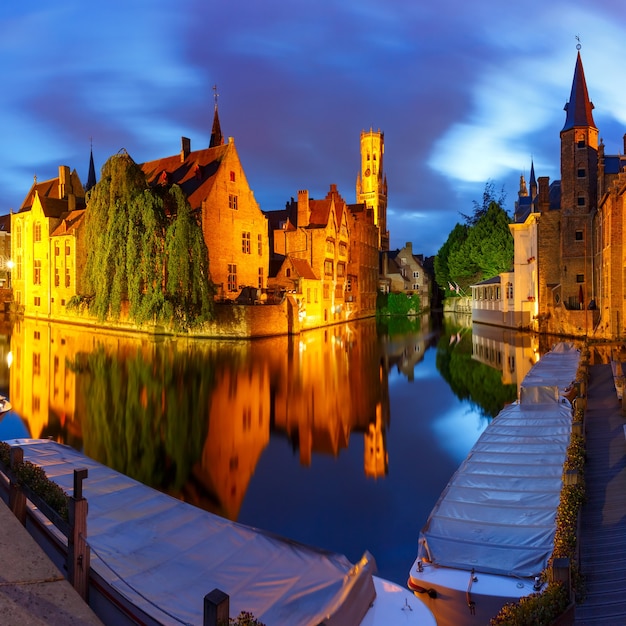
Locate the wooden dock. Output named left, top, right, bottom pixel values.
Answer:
left=575, top=362, right=626, bottom=624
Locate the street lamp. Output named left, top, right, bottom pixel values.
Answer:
left=6, top=260, right=13, bottom=289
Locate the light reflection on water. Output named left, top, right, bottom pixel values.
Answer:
left=1, top=314, right=530, bottom=585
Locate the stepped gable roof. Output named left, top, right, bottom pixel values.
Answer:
left=308, top=197, right=333, bottom=227
left=562, top=51, right=596, bottom=132
left=50, top=209, right=86, bottom=237
left=140, top=144, right=230, bottom=211
left=308, top=184, right=348, bottom=228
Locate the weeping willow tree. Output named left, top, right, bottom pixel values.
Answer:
left=165, top=186, right=215, bottom=330
left=81, top=151, right=215, bottom=330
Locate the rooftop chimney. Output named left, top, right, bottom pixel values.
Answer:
left=297, top=190, right=310, bottom=228
left=58, top=165, right=71, bottom=198
left=181, top=137, right=191, bottom=162
left=537, top=177, right=550, bottom=213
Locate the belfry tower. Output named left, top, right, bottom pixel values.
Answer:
left=559, top=49, right=597, bottom=310
left=357, top=128, right=389, bottom=251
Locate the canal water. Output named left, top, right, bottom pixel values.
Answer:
left=0, top=314, right=540, bottom=586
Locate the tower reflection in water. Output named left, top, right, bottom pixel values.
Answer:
left=8, top=318, right=391, bottom=520
left=5, top=314, right=536, bottom=585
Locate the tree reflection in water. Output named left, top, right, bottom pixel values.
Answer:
left=4, top=315, right=538, bottom=585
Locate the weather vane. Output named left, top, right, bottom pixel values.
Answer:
left=576, top=35, right=581, bottom=51
left=212, top=84, right=219, bottom=108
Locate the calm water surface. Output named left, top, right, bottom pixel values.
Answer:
left=0, top=315, right=537, bottom=585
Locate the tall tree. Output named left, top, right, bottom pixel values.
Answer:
left=81, top=152, right=215, bottom=329
left=435, top=182, right=513, bottom=295
left=465, top=201, right=514, bottom=278
left=165, top=185, right=215, bottom=329
left=434, top=223, right=470, bottom=295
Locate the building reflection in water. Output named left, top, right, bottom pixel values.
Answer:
left=4, top=314, right=549, bottom=586
left=470, top=322, right=541, bottom=399
left=8, top=318, right=391, bottom=520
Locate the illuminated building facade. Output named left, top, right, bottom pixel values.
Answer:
left=11, top=166, right=86, bottom=317
left=379, top=242, right=431, bottom=309
left=140, top=106, right=269, bottom=302
left=267, top=183, right=378, bottom=327
left=356, top=128, right=389, bottom=251
left=475, top=50, right=626, bottom=339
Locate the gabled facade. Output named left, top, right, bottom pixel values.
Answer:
left=267, top=185, right=378, bottom=327
left=140, top=111, right=269, bottom=302
left=476, top=50, right=626, bottom=339
left=12, top=166, right=86, bottom=316
left=380, top=242, right=431, bottom=310
left=266, top=185, right=353, bottom=328
left=595, top=139, right=626, bottom=338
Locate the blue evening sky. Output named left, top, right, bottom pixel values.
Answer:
left=1, top=1, right=625, bottom=256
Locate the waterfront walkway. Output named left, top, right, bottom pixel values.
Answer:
left=0, top=498, right=103, bottom=625
left=575, top=362, right=626, bottom=625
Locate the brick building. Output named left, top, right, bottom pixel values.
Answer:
left=140, top=106, right=269, bottom=301
left=266, top=184, right=377, bottom=328
left=12, top=166, right=87, bottom=317
left=497, top=50, right=626, bottom=339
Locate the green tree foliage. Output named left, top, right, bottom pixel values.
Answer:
left=434, top=183, right=513, bottom=295
left=81, top=152, right=214, bottom=330
left=376, top=292, right=421, bottom=317
left=79, top=341, right=213, bottom=497
left=434, top=223, right=471, bottom=296
left=464, top=201, right=514, bottom=278
left=435, top=323, right=517, bottom=418
left=461, top=180, right=507, bottom=226
left=165, top=186, right=215, bottom=330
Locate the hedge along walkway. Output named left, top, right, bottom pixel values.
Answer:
left=575, top=362, right=626, bottom=625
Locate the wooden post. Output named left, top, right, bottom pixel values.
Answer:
left=204, top=588, right=230, bottom=626
left=68, top=468, right=90, bottom=601
left=564, top=469, right=578, bottom=486
left=9, top=446, right=26, bottom=525
left=550, top=557, right=571, bottom=601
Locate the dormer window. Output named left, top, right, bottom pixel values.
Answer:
left=158, top=170, right=169, bottom=185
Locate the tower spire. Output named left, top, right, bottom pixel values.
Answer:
left=562, top=46, right=596, bottom=132
left=209, top=84, right=224, bottom=148
left=85, top=137, right=97, bottom=192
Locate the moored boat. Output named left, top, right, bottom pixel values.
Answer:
left=407, top=342, right=581, bottom=625
left=0, top=438, right=436, bottom=626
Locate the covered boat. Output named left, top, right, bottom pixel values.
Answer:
left=2, top=439, right=435, bottom=626
left=408, top=342, right=580, bottom=625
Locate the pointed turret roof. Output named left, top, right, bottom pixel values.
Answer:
left=86, top=146, right=97, bottom=191
left=210, top=104, right=224, bottom=148
left=562, top=51, right=596, bottom=131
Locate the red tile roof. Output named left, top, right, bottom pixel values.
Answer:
left=140, top=144, right=230, bottom=210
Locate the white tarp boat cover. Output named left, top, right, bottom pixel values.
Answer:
left=10, top=439, right=378, bottom=626
left=417, top=342, right=580, bottom=579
